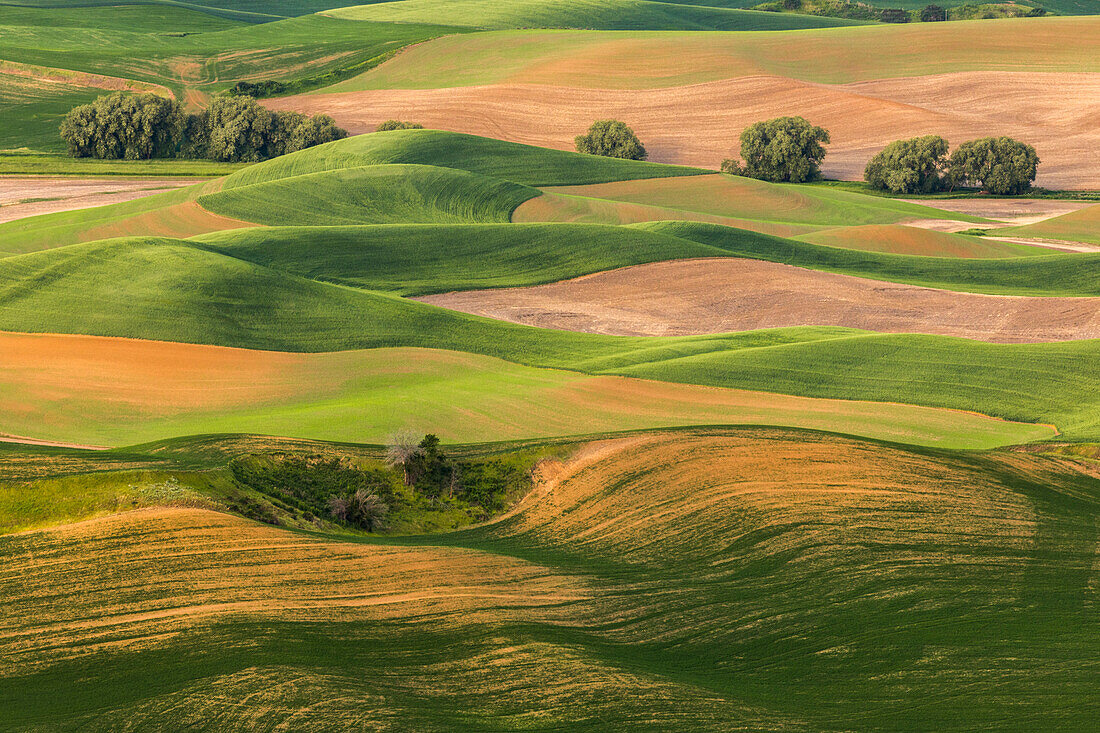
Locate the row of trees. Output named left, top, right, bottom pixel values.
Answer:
left=572, top=116, right=1038, bottom=194
left=865, top=135, right=1039, bottom=195
left=60, top=93, right=347, bottom=162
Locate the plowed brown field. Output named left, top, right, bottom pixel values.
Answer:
left=0, top=178, right=193, bottom=224
left=418, top=258, right=1100, bottom=342
left=272, top=71, right=1100, bottom=188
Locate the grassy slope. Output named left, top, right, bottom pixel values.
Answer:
left=1002, top=202, right=1100, bottom=244
left=2, top=429, right=1098, bottom=729
left=1, top=235, right=1099, bottom=436
left=796, top=224, right=1047, bottom=258
left=335, top=17, right=1100, bottom=90
left=0, top=335, right=1047, bottom=448
left=195, top=222, right=723, bottom=293
left=196, top=221, right=1099, bottom=297
left=534, top=173, right=984, bottom=227
left=0, top=154, right=244, bottom=176
left=0, top=7, right=456, bottom=150
left=326, top=0, right=864, bottom=29
left=219, top=129, right=708, bottom=189
left=198, top=165, right=538, bottom=225
left=0, top=181, right=256, bottom=256
left=642, top=221, right=1100, bottom=296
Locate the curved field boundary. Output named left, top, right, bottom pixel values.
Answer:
left=417, top=257, right=1100, bottom=342
left=1003, top=202, right=1100, bottom=246
left=512, top=190, right=822, bottom=238
left=332, top=20, right=1100, bottom=90
left=198, top=164, right=539, bottom=226
left=0, top=59, right=174, bottom=96
left=0, top=332, right=1052, bottom=449
left=324, top=0, right=863, bottom=30
left=531, top=174, right=978, bottom=227
left=0, top=180, right=253, bottom=255
left=796, top=224, right=1045, bottom=258
left=1, top=235, right=1099, bottom=438
left=275, top=71, right=1100, bottom=188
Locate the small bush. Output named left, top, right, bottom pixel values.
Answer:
left=229, top=80, right=289, bottom=98
left=376, top=120, right=424, bottom=132
left=575, top=120, right=647, bottom=160
left=880, top=8, right=911, bottom=21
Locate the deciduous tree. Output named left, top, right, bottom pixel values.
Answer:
left=864, top=135, right=949, bottom=193
left=948, top=137, right=1039, bottom=195
left=575, top=120, right=647, bottom=160
left=730, top=116, right=830, bottom=183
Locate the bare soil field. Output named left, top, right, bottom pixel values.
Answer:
left=0, top=177, right=194, bottom=223
left=273, top=71, right=1100, bottom=189
left=419, top=258, right=1100, bottom=342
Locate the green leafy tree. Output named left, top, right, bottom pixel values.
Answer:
left=184, top=98, right=346, bottom=161
left=948, top=137, right=1039, bottom=195
left=376, top=120, right=424, bottom=132
left=266, top=110, right=309, bottom=158
left=731, top=116, right=830, bottom=183
left=204, top=96, right=275, bottom=162
left=60, top=93, right=184, bottom=160
left=574, top=120, right=647, bottom=160
left=920, top=4, right=947, bottom=21
left=864, top=135, right=949, bottom=194
left=285, top=113, right=346, bottom=153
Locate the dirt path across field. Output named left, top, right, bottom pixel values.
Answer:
left=271, top=71, right=1100, bottom=189
left=0, top=177, right=194, bottom=223
left=418, top=258, right=1100, bottom=343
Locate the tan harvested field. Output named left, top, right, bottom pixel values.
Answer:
left=4, top=428, right=1097, bottom=728
left=0, top=332, right=1054, bottom=448
left=0, top=177, right=193, bottom=223
left=1003, top=202, right=1100, bottom=245
left=275, top=71, right=1100, bottom=189
left=512, top=190, right=820, bottom=239
left=0, top=507, right=589, bottom=676
left=900, top=198, right=1097, bottom=225
left=419, top=258, right=1100, bottom=342
left=797, top=225, right=1045, bottom=258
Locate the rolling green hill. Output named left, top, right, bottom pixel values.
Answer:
left=2, top=428, right=1098, bottom=729
left=195, top=222, right=720, bottom=293
left=325, top=0, right=866, bottom=29
left=640, top=221, right=1100, bottom=296
left=219, top=129, right=708, bottom=189
left=2, top=235, right=1100, bottom=437
left=198, top=165, right=539, bottom=225
left=196, top=220, right=1100, bottom=297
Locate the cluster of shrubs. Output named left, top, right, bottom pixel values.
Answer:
left=229, top=434, right=532, bottom=532
left=385, top=433, right=531, bottom=514
left=60, top=92, right=347, bottom=162
left=572, top=115, right=1039, bottom=195
left=376, top=120, right=424, bottom=132
left=865, top=135, right=1039, bottom=195
left=754, top=0, right=1043, bottom=21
